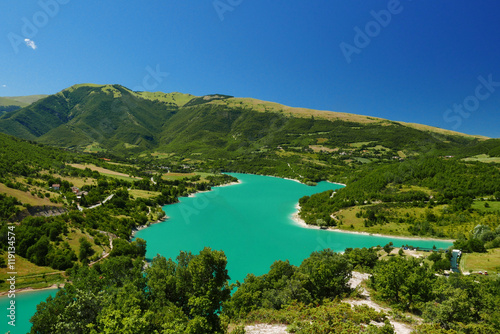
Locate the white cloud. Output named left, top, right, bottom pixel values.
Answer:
left=1, top=85, right=6, bottom=88
left=24, top=38, right=37, bottom=50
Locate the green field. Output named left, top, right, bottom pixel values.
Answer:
left=64, top=228, right=108, bottom=258
left=129, top=189, right=162, bottom=199
left=336, top=206, right=415, bottom=237
left=472, top=200, right=500, bottom=212
left=463, top=154, right=500, bottom=164
left=0, top=182, right=61, bottom=207
left=83, top=143, right=106, bottom=153
left=161, top=172, right=215, bottom=182
left=460, top=248, right=500, bottom=274
left=0, top=254, right=65, bottom=291
left=69, top=163, right=140, bottom=181
left=135, top=91, right=195, bottom=107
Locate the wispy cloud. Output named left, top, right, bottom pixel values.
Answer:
left=24, top=38, right=37, bottom=50
left=1, top=85, right=6, bottom=88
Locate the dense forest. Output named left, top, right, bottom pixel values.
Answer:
left=28, top=246, right=500, bottom=333
left=299, top=155, right=500, bottom=241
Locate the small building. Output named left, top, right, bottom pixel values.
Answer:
left=76, top=191, right=89, bottom=200
left=52, top=184, right=60, bottom=191
left=71, top=186, right=80, bottom=194
left=451, top=249, right=462, bottom=273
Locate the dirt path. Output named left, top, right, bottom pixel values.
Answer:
left=346, top=272, right=417, bottom=334
left=89, top=231, right=116, bottom=267
left=245, top=324, right=288, bottom=334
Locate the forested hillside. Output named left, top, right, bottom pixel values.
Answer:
left=0, top=132, right=237, bottom=291
left=299, top=155, right=500, bottom=240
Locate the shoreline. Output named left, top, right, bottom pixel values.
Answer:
left=226, top=171, right=346, bottom=187
left=188, top=180, right=242, bottom=198
left=291, top=204, right=455, bottom=243
left=216, top=180, right=242, bottom=188
left=0, top=284, right=63, bottom=297
left=279, top=176, right=346, bottom=187
left=132, top=218, right=167, bottom=237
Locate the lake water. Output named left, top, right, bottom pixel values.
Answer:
left=6, top=173, right=452, bottom=331
left=136, top=173, right=452, bottom=283
left=0, top=288, right=56, bottom=334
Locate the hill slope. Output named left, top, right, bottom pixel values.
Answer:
left=0, top=94, right=47, bottom=107
left=0, top=94, right=48, bottom=116
left=0, top=84, right=495, bottom=165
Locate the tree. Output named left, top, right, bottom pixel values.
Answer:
left=383, top=242, right=394, bottom=255
left=30, top=285, right=106, bottom=334
left=26, top=236, right=51, bottom=266
left=299, top=249, right=352, bottom=299
left=185, top=247, right=231, bottom=331
left=110, top=238, right=147, bottom=258
left=79, top=237, right=95, bottom=263
left=423, top=282, right=477, bottom=329
left=316, top=218, right=328, bottom=229
left=432, top=259, right=451, bottom=273
left=494, top=191, right=500, bottom=201
left=0, top=252, right=6, bottom=268
left=96, top=283, right=154, bottom=334
left=372, top=257, right=435, bottom=310
left=344, top=247, right=379, bottom=269
left=453, top=238, right=486, bottom=253
left=146, top=247, right=231, bottom=333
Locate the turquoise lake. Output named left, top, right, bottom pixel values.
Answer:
left=0, top=288, right=57, bottom=334
left=135, top=173, right=453, bottom=283
left=4, top=173, right=453, bottom=332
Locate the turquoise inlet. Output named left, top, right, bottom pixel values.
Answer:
left=0, top=288, right=56, bottom=334
left=135, top=173, right=452, bottom=283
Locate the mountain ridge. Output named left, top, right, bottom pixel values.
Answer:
left=2, top=83, right=489, bottom=140
left=0, top=83, right=494, bottom=163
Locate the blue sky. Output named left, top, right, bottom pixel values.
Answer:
left=1, top=0, right=499, bottom=137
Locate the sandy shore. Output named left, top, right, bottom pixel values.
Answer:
left=132, top=219, right=167, bottom=237
left=0, top=284, right=63, bottom=297
left=281, top=176, right=346, bottom=187
left=217, top=180, right=242, bottom=187
left=291, top=204, right=455, bottom=242
left=283, top=177, right=302, bottom=184
left=329, top=181, right=347, bottom=187
left=188, top=180, right=242, bottom=198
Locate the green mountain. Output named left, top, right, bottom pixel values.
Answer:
left=0, top=84, right=497, bottom=169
